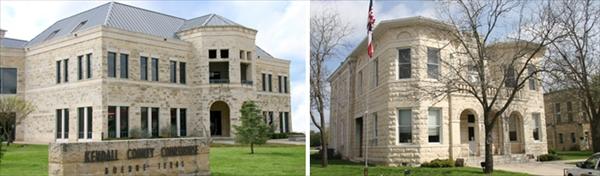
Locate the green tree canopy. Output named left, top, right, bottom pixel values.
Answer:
left=233, top=101, right=272, bottom=154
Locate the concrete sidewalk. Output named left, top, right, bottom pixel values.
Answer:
left=493, top=159, right=583, bottom=176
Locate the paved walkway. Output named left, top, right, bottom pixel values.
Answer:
left=493, top=159, right=583, bottom=176
left=212, top=138, right=305, bottom=146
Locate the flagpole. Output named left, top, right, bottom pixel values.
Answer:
left=364, top=1, right=374, bottom=176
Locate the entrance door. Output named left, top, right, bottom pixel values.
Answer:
left=355, top=117, right=363, bottom=157
left=210, top=111, right=222, bottom=136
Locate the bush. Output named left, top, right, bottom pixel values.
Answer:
left=538, top=154, right=561, bottom=161
left=548, top=149, right=557, bottom=155
left=271, top=133, right=289, bottom=139
left=421, top=158, right=455, bottom=168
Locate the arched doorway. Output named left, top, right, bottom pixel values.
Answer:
left=460, top=109, right=479, bottom=156
left=210, top=101, right=230, bottom=137
left=490, top=110, right=504, bottom=155
left=508, top=111, right=525, bottom=154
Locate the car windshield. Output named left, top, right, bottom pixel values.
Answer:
left=582, top=155, right=600, bottom=169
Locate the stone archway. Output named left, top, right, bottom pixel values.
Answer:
left=460, top=109, right=480, bottom=156
left=508, top=111, right=525, bottom=154
left=210, top=101, right=230, bottom=137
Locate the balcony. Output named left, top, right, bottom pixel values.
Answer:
left=210, top=79, right=230, bottom=84
left=209, top=62, right=229, bottom=84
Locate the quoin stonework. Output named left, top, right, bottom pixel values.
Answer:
left=327, top=17, right=548, bottom=166
left=0, top=2, right=291, bottom=143
left=544, top=89, right=593, bottom=151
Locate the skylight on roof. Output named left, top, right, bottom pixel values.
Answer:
left=71, top=20, right=88, bottom=33
left=45, top=30, right=60, bottom=41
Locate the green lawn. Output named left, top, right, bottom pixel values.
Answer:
left=311, top=159, right=528, bottom=176
left=0, top=143, right=305, bottom=176
left=555, top=150, right=594, bottom=160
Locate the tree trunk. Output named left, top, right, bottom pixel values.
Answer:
left=484, top=125, right=494, bottom=174
left=591, top=116, right=600, bottom=153
left=251, top=143, right=254, bottom=154
left=320, top=131, right=328, bottom=167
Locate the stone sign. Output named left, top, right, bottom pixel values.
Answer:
left=48, top=137, right=210, bottom=176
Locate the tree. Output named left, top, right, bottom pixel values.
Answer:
left=542, top=0, right=600, bottom=152
left=310, top=10, right=351, bottom=167
left=233, top=101, right=271, bottom=154
left=0, top=96, right=35, bottom=146
left=417, top=0, right=560, bottom=173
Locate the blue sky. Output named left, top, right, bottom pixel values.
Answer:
left=0, top=1, right=309, bottom=132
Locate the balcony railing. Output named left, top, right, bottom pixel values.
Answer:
left=210, top=79, right=230, bottom=84
left=241, top=80, right=253, bottom=85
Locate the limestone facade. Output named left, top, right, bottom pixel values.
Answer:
left=544, top=90, right=592, bottom=151
left=0, top=2, right=291, bottom=144
left=328, top=17, right=547, bottom=166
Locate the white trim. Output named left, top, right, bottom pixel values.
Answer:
left=116, top=107, right=121, bottom=138
left=176, top=108, right=181, bottom=137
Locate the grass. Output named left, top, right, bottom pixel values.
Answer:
left=0, top=143, right=304, bottom=176
left=555, top=150, right=594, bottom=160
left=310, top=159, right=529, bottom=176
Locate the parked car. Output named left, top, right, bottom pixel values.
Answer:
left=564, top=153, right=600, bottom=176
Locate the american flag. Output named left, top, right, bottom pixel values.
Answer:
left=367, top=0, right=375, bottom=58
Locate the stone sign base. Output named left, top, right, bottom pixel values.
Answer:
left=48, top=137, right=210, bottom=176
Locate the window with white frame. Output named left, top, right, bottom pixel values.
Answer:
left=532, top=113, right=541, bottom=141
left=56, top=109, right=69, bottom=140
left=528, top=65, right=536, bottom=90
left=398, top=49, right=411, bottom=79
left=77, top=107, right=92, bottom=139
left=428, top=108, right=441, bottom=143
left=398, top=109, right=412, bottom=143
left=427, top=47, right=440, bottom=79
left=372, top=58, right=379, bottom=88
left=107, top=106, right=129, bottom=138
left=170, top=108, right=187, bottom=137
left=371, top=112, right=378, bottom=146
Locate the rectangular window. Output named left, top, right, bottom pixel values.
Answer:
left=56, top=109, right=69, bottom=139
left=140, top=56, right=148, bottom=80
left=170, top=108, right=177, bottom=136
left=209, top=49, right=217, bottom=59
left=0, top=68, right=17, bottom=94
left=78, top=107, right=84, bottom=139
left=86, top=107, right=92, bottom=139
left=262, top=73, right=266, bottom=91
left=284, top=76, right=288, bottom=93
left=278, top=75, right=283, bottom=93
left=220, top=49, right=229, bottom=58
left=240, top=50, right=245, bottom=59
left=108, top=52, right=116, bottom=78
left=427, top=47, right=440, bottom=79
left=505, top=66, right=516, bottom=88
left=78, top=56, right=83, bottom=80
left=268, top=74, right=273, bottom=92
left=372, top=112, right=378, bottom=146
left=358, top=71, right=363, bottom=94
left=108, top=106, right=116, bottom=138
left=247, top=52, right=252, bottom=60
left=398, top=49, right=411, bottom=79
left=559, top=133, right=564, bottom=144
left=571, top=133, right=576, bottom=143
left=284, top=112, right=290, bottom=132
left=533, top=113, right=541, bottom=141
left=151, top=108, right=159, bottom=137
left=119, top=107, right=128, bottom=138
left=151, top=58, right=159, bottom=81
left=180, top=108, right=187, bottom=136
left=64, top=59, right=69, bottom=82
left=528, top=65, right=536, bottom=90
left=180, top=62, right=186, bottom=84
left=509, top=117, right=518, bottom=141
left=56, top=60, right=61, bottom=83
left=398, top=109, right=412, bottom=143
left=107, top=106, right=128, bottom=138
left=555, top=103, right=561, bottom=123
left=567, top=101, right=573, bottom=122
left=170, top=61, right=177, bottom=83
left=279, top=112, right=284, bottom=133
left=77, top=107, right=93, bottom=139
left=141, top=107, right=148, bottom=135
left=428, top=108, right=441, bottom=143
left=373, top=58, right=379, bottom=87
left=86, top=53, right=92, bottom=78
left=268, top=111, right=274, bottom=126
left=120, top=54, right=128, bottom=79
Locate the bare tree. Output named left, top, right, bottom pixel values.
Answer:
left=416, top=0, right=560, bottom=173
left=310, top=11, right=351, bottom=167
left=542, top=0, right=600, bottom=152
left=0, top=96, right=35, bottom=146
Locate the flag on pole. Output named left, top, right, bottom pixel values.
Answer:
left=367, top=0, right=375, bottom=58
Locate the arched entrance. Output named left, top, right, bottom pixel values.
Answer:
left=460, top=109, right=479, bottom=156
left=490, top=110, right=504, bottom=155
left=508, top=111, right=525, bottom=154
left=210, top=101, right=230, bottom=137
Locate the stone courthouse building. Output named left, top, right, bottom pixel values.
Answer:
left=328, top=17, right=547, bottom=165
left=544, top=90, right=592, bottom=151
left=0, top=2, right=291, bottom=143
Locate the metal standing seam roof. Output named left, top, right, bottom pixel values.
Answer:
left=1, top=38, right=28, bottom=48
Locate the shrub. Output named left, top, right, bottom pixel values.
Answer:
left=421, top=158, right=455, bottom=168
left=538, top=154, right=561, bottom=161
left=271, top=133, right=289, bottom=139
left=548, top=149, right=557, bottom=155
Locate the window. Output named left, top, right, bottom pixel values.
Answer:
left=284, top=112, right=290, bottom=132
left=141, top=107, right=148, bottom=135
left=71, top=20, right=87, bottom=33
left=468, top=63, right=479, bottom=83
left=504, top=66, right=516, bottom=88
left=141, top=107, right=159, bottom=137
left=373, top=58, right=379, bottom=87
left=240, top=50, right=245, bottom=59
left=268, top=111, right=274, bottom=126
left=180, top=62, right=186, bottom=84
left=77, top=107, right=92, bottom=139
left=208, top=49, right=217, bottom=59
left=78, top=56, right=83, bottom=80
left=398, top=109, right=412, bottom=143
left=45, top=30, right=60, bottom=41
left=567, top=102, right=573, bottom=122
left=247, top=52, right=252, bottom=60
left=86, top=53, right=92, bottom=78
left=151, top=108, right=159, bottom=137
left=509, top=116, right=518, bottom=141
left=571, top=133, right=577, bottom=143
left=108, top=52, right=116, bottom=78
left=398, top=49, right=411, bottom=79
left=279, top=112, right=284, bottom=133
left=0, top=68, right=17, bottom=94
left=278, top=76, right=283, bottom=93
left=559, top=133, right=564, bottom=144
left=532, top=113, right=541, bottom=141
left=56, top=109, right=69, bottom=139
left=64, top=59, right=69, bottom=82
left=555, top=103, right=561, bottom=123
left=358, top=71, right=363, bottom=94
left=170, top=61, right=177, bottom=83
left=372, top=112, right=378, bottom=146
left=220, top=49, right=229, bottom=58
left=120, top=54, right=128, bottom=79
left=170, top=108, right=187, bottom=137
left=268, top=74, right=273, bottom=92
left=284, top=76, right=288, bottom=93
left=262, top=73, right=267, bottom=91
left=427, top=47, right=440, bottom=79
left=180, top=109, right=187, bottom=136
left=151, top=58, right=159, bottom=81
left=56, top=60, right=61, bottom=83
left=528, top=65, right=536, bottom=90
left=428, top=108, right=441, bottom=143
left=140, top=56, right=148, bottom=80
left=171, top=108, right=177, bottom=136
left=107, top=106, right=128, bottom=138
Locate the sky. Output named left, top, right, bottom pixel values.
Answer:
left=309, top=0, right=439, bottom=131
left=0, top=1, right=310, bottom=132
